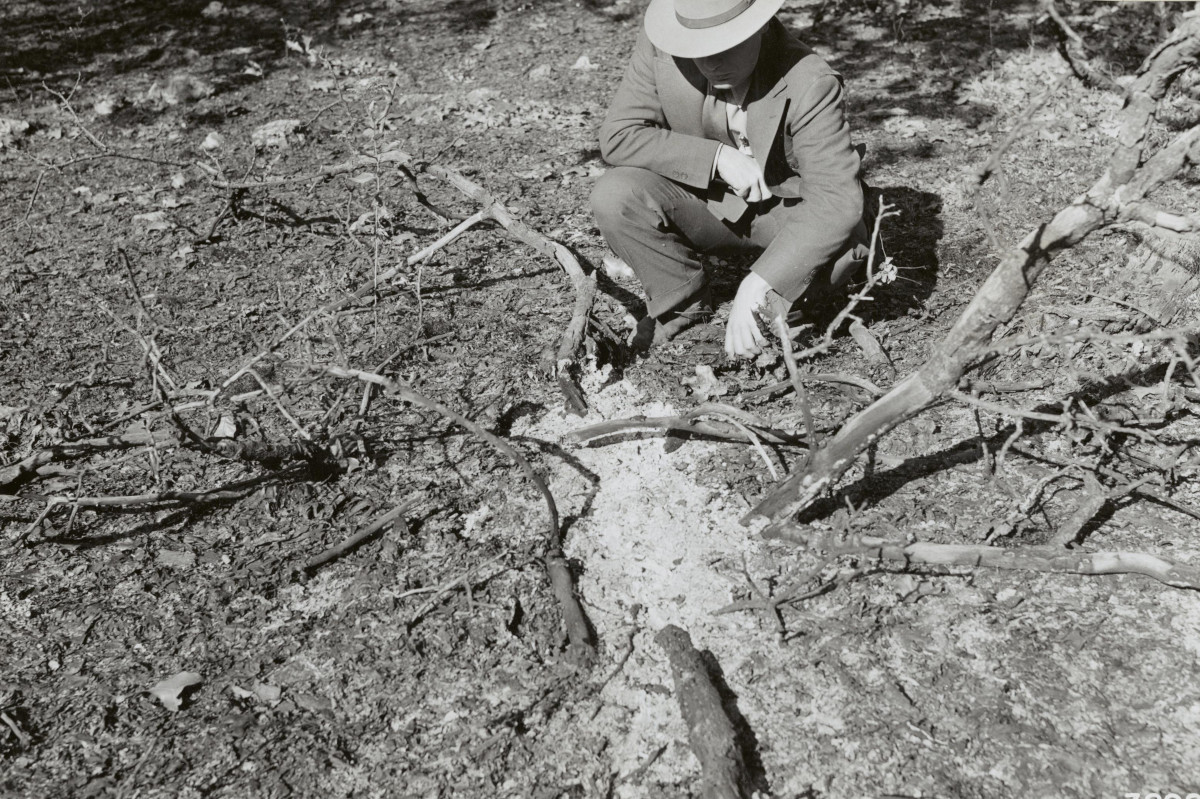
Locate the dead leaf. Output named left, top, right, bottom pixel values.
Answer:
left=156, top=550, right=196, bottom=569
left=150, top=672, right=202, bottom=711
left=162, top=73, right=213, bottom=105
left=253, top=683, right=282, bottom=704
left=681, top=365, right=728, bottom=401
left=211, top=414, right=238, bottom=439
left=201, top=132, right=224, bottom=151
left=293, top=693, right=332, bottom=714
left=229, top=685, right=255, bottom=700
left=603, top=255, right=635, bottom=281
left=132, top=211, right=174, bottom=233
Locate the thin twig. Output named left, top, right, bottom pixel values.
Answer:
left=406, top=552, right=508, bottom=627
left=217, top=211, right=489, bottom=397
left=303, top=497, right=419, bottom=573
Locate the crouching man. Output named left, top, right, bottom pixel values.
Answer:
left=592, top=0, right=872, bottom=359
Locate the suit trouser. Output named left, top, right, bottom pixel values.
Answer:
left=591, top=165, right=868, bottom=318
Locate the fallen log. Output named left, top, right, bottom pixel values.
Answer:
left=655, top=625, right=754, bottom=799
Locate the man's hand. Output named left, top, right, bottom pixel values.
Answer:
left=725, top=272, right=773, bottom=359
left=715, top=146, right=773, bottom=204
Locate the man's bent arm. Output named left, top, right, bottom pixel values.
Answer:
left=751, top=73, right=863, bottom=301
left=598, top=29, right=722, bottom=190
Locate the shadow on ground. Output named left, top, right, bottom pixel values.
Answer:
left=0, top=0, right=521, bottom=94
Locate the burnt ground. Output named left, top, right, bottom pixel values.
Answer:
left=2, top=1, right=1199, bottom=797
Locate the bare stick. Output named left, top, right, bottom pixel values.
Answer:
left=303, top=497, right=419, bottom=573
left=407, top=552, right=508, bottom=627
left=567, top=415, right=809, bottom=448
left=425, top=163, right=597, bottom=412
left=1048, top=473, right=1154, bottom=549
left=789, top=197, right=899, bottom=364
left=655, top=625, right=754, bottom=799
left=207, top=147, right=412, bottom=190
left=2, top=429, right=175, bottom=489
left=45, top=80, right=108, bottom=151
left=847, top=320, right=896, bottom=379
left=947, top=389, right=1163, bottom=444
left=742, top=372, right=885, bottom=401
left=774, top=310, right=819, bottom=460
left=1012, top=445, right=1200, bottom=523
left=19, top=470, right=292, bottom=541
left=826, top=532, right=1200, bottom=590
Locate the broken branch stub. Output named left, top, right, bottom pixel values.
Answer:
left=745, top=13, right=1200, bottom=528
left=655, top=625, right=754, bottom=799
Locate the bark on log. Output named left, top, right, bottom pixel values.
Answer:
left=744, top=13, right=1200, bottom=528
left=655, top=625, right=753, bottom=799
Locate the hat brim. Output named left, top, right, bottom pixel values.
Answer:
left=644, top=0, right=786, bottom=59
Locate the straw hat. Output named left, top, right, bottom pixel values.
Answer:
left=644, top=0, right=786, bottom=58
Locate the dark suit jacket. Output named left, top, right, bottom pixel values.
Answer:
left=598, top=18, right=865, bottom=301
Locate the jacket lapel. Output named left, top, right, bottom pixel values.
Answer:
left=746, top=92, right=787, bottom=175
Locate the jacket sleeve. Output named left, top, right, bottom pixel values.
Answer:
left=598, top=29, right=722, bottom=190
left=751, top=73, right=864, bottom=302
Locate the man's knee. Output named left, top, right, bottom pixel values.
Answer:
left=591, top=167, right=668, bottom=233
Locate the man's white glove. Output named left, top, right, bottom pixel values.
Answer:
left=725, top=271, right=773, bottom=359
left=715, top=145, right=773, bottom=204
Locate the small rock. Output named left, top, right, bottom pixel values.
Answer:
left=201, top=1, right=225, bottom=17
left=571, top=55, right=598, bottom=71
left=201, top=131, right=224, bottom=151
left=528, top=64, right=552, bottom=80
left=681, top=364, right=728, bottom=401
left=149, top=672, right=202, bottom=712
left=92, top=97, right=117, bottom=116
left=0, top=117, right=30, bottom=149
left=253, top=683, right=282, bottom=704
left=251, top=118, right=302, bottom=149
left=132, top=210, right=174, bottom=232
left=160, top=72, right=214, bottom=105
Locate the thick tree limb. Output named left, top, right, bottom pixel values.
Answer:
left=655, top=625, right=754, bottom=799
left=568, top=414, right=810, bottom=449
left=745, top=12, right=1200, bottom=527
left=826, top=532, right=1200, bottom=590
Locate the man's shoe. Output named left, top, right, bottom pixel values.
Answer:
left=628, top=291, right=713, bottom=352
left=652, top=293, right=714, bottom=345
